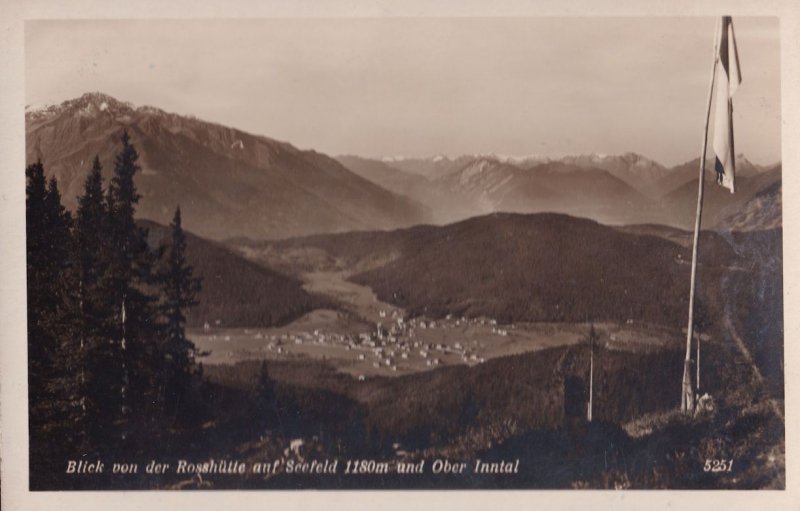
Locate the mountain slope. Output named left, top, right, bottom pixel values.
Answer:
left=381, top=155, right=471, bottom=180
left=336, top=155, right=432, bottom=195
left=350, top=213, right=741, bottom=326
left=661, top=164, right=781, bottom=229
left=26, top=93, right=429, bottom=241
left=335, top=155, right=474, bottom=223
left=559, top=152, right=669, bottom=197
left=716, top=178, right=782, bottom=232
left=143, top=220, right=325, bottom=327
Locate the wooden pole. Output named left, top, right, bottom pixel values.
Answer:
left=696, top=332, right=701, bottom=392
left=682, top=18, right=720, bottom=413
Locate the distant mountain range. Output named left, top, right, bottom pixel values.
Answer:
left=436, top=158, right=657, bottom=226
left=26, top=93, right=780, bottom=239
left=26, top=93, right=429, bottom=240
left=342, top=153, right=779, bottom=230
left=338, top=154, right=657, bottom=226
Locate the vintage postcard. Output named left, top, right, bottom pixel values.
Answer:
left=1, top=1, right=799, bottom=509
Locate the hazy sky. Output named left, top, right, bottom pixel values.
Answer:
left=26, top=17, right=781, bottom=166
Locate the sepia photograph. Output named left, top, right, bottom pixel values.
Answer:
left=1, top=2, right=797, bottom=505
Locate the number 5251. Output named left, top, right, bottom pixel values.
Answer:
left=704, top=459, right=733, bottom=472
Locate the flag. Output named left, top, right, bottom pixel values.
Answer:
left=713, top=16, right=742, bottom=193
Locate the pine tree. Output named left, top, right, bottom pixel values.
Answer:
left=26, top=170, right=74, bottom=400
left=26, top=161, right=50, bottom=404
left=106, top=130, right=160, bottom=440
left=160, top=206, right=202, bottom=420
left=45, top=177, right=89, bottom=447
left=44, top=177, right=73, bottom=264
left=26, top=164, right=85, bottom=465
left=73, top=156, right=124, bottom=444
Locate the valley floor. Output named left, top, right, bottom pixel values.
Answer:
left=190, top=271, right=680, bottom=377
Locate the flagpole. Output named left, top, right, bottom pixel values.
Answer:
left=696, top=331, right=701, bottom=392
left=682, top=18, right=721, bottom=413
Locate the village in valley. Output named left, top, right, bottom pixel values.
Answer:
left=189, top=306, right=677, bottom=380
left=189, top=260, right=678, bottom=379
left=194, top=310, right=499, bottom=376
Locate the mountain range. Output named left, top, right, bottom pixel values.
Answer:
left=26, top=93, right=429, bottom=240
left=343, top=153, right=780, bottom=230
left=432, top=158, right=657, bottom=226
left=27, top=93, right=781, bottom=239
